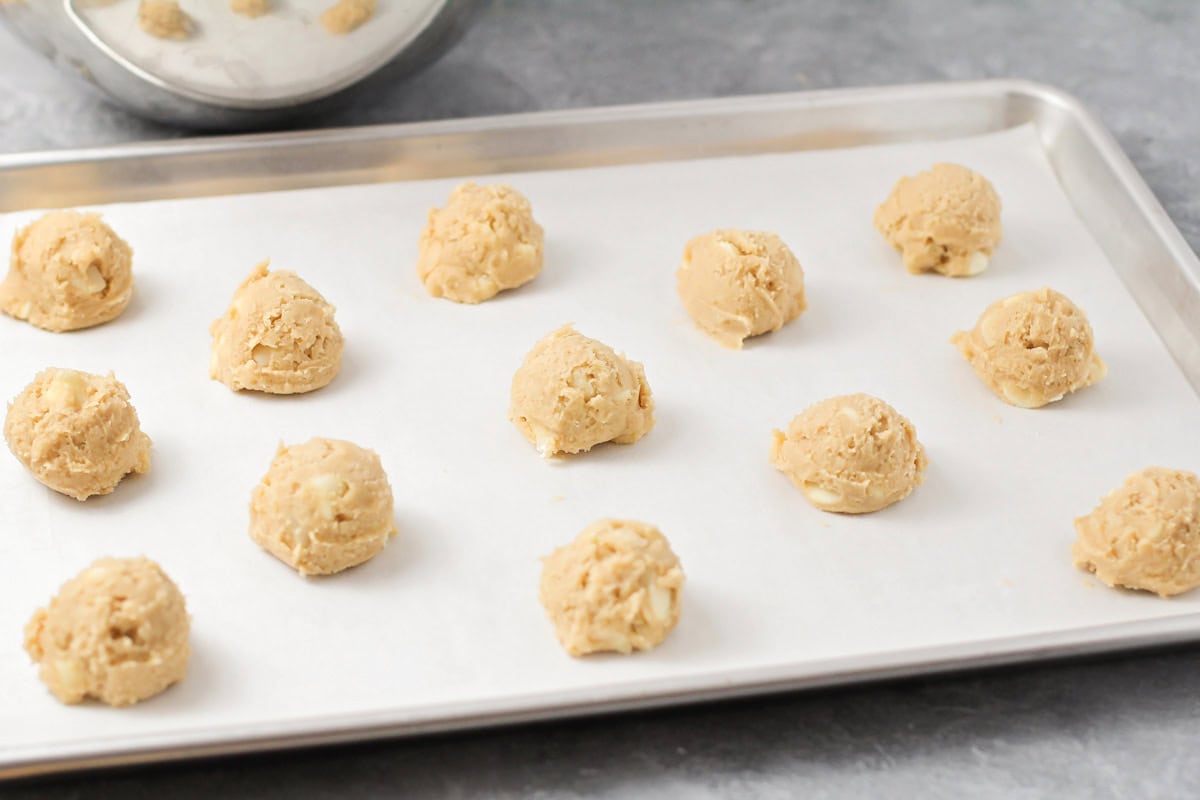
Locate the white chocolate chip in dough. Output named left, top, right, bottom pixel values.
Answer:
left=965, top=251, right=991, bottom=276
left=83, top=264, right=108, bottom=293
left=45, top=370, right=88, bottom=410
left=802, top=485, right=843, bottom=508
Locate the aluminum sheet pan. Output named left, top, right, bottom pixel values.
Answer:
left=0, top=81, right=1198, bottom=779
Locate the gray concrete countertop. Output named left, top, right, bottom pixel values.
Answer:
left=3, top=1, right=1199, bottom=797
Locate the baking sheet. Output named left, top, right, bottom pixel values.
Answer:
left=74, top=0, right=438, bottom=101
left=1, top=122, right=1199, bottom=770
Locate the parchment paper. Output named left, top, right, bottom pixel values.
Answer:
left=2, top=124, right=1198, bottom=763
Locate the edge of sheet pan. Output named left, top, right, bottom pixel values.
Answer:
left=2, top=79, right=1198, bottom=779
left=8, top=615, right=1200, bottom=780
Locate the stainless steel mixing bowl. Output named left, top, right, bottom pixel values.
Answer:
left=0, top=0, right=483, bottom=129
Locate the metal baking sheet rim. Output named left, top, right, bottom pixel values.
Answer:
left=8, top=615, right=1200, bottom=779
left=2, top=79, right=1199, bottom=780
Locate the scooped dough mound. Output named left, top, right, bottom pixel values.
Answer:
left=509, top=325, right=654, bottom=457
left=770, top=393, right=927, bottom=514
left=874, top=163, right=1002, bottom=277
left=951, top=287, right=1106, bottom=408
left=209, top=262, right=344, bottom=394
left=417, top=182, right=545, bottom=304
left=321, top=0, right=375, bottom=34
left=230, top=0, right=269, bottom=17
left=4, top=369, right=152, bottom=501
left=676, top=229, right=807, bottom=349
left=540, top=519, right=685, bottom=656
left=0, top=211, right=134, bottom=332
left=24, top=557, right=189, bottom=706
left=138, top=0, right=193, bottom=39
left=250, top=438, right=398, bottom=576
left=1073, top=467, right=1200, bottom=597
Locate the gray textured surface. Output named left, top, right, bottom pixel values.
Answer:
left=3, top=0, right=1200, bottom=797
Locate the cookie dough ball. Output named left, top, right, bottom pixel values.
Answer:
left=771, top=393, right=927, bottom=514
left=1073, top=468, right=1200, bottom=597
left=0, top=211, right=134, bottom=332
left=417, top=182, right=544, bottom=304
left=676, top=229, right=807, bottom=349
left=138, top=0, right=193, bottom=39
left=540, top=519, right=685, bottom=656
left=951, top=287, right=1106, bottom=409
left=210, top=262, right=344, bottom=394
left=250, top=438, right=398, bottom=576
left=321, top=0, right=374, bottom=33
left=874, top=163, right=1002, bottom=277
left=5, top=369, right=152, bottom=501
left=509, top=325, right=654, bottom=457
left=24, top=557, right=189, bottom=706
left=231, top=0, right=270, bottom=17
